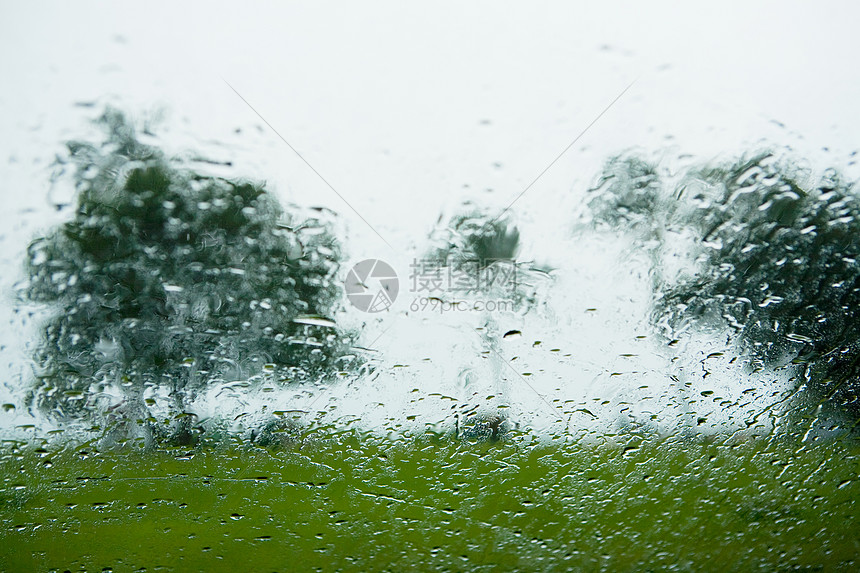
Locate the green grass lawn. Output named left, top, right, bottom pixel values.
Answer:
left=1, top=428, right=858, bottom=572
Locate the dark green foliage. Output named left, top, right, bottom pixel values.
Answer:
left=428, top=209, right=559, bottom=320
left=428, top=210, right=537, bottom=311
left=249, top=418, right=306, bottom=450
left=435, top=211, right=521, bottom=267
left=24, top=110, right=351, bottom=439
left=586, top=155, right=663, bottom=230
left=456, top=413, right=507, bottom=442
left=588, top=152, right=860, bottom=420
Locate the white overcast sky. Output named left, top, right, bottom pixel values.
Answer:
left=2, top=2, right=859, bottom=249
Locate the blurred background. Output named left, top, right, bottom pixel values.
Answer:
left=1, top=1, right=859, bottom=436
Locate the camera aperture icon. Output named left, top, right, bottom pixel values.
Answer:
left=345, top=259, right=399, bottom=313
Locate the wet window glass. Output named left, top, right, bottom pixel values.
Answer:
left=2, top=4, right=859, bottom=571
